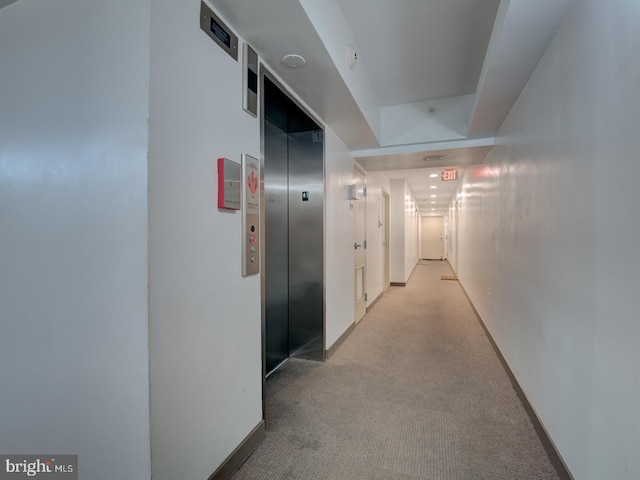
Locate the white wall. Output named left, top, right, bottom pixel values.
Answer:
left=388, top=179, right=419, bottom=284
left=443, top=215, right=449, bottom=259
left=381, top=95, right=473, bottom=145
left=403, top=182, right=419, bottom=279
left=454, top=0, right=640, bottom=478
left=389, top=179, right=406, bottom=283
left=148, top=2, right=359, bottom=475
left=325, top=126, right=356, bottom=348
left=0, top=0, right=151, bottom=479
left=447, top=201, right=458, bottom=271
left=148, top=1, right=261, bottom=479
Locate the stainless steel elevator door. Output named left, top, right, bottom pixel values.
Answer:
left=288, top=130, right=324, bottom=359
left=263, top=76, right=325, bottom=376
left=264, top=120, right=289, bottom=374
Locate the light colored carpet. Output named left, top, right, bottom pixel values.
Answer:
left=230, top=262, right=560, bottom=480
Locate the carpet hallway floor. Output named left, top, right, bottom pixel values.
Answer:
left=229, top=261, right=561, bottom=480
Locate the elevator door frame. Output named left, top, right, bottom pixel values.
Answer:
left=259, top=66, right=326, bottom=391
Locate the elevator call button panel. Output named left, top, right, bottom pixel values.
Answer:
left=242, top=154, right=260, bottom=276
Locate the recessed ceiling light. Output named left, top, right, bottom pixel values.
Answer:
left=429, top=173, right=439, bottom=178
left=431, top=202, right=436, bottom=204
left=430, top=186, right=437, bottom=189
left=431, top=208, right=436, bottom=211
left=282, top=54, right=306, bottom=68
left=430, top=194, right=437, bottom=198
left=423, top=155, right=444, bottom=162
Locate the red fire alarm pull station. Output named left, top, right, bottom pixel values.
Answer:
left=218, top=158, right=241, bottom=210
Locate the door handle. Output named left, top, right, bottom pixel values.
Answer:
left=354, top=242, right=362, bottom=249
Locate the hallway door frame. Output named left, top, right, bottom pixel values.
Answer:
left=382, top=191, right=390, bottom=291
left=454, top=199, right=459, bottom=273
left=260, top=66, right=327, bottom=415
left=354, top=164, right=366, bottom=323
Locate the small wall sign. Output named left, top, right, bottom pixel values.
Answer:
left=441, top=169, right=458, bottom=181
left=217, top=158, right=241, bottom=210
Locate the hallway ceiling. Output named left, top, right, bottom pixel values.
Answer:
left=356, top=145, right=492, bottom=216
left=211, top=0, right=577, bottom=214
left=338, top=0, right=500, bottom=107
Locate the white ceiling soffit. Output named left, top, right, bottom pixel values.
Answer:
left=354, top=145, right=493, bottom=173
left=468, top=0, right=580, bottom=138
left=354, top=138, right=494, bottom=214
left=211, top=0, right=380, bottom=150
left=337, top=0, right=500, bottom=107
left=210, top=0, right=577, bottom=153
left=400, top=166, right=464, bottom=214
left=352, top=137, right=495, bottom=164
left=0, top=0, right=20, bottom=10
left=370, top=142, right=503, bottom=214
left=297, top=0, right=381, bottom=140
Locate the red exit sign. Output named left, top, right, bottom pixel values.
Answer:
left=441, top=169, right=458, bottom=181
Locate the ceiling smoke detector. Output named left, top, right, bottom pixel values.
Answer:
left=423, top=155, right=444, bottom=162
left=282, top=54, right=306, bottom=68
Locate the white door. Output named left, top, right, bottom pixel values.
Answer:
left=421, top=216, right=444, bottom=260
left=354, top=167, right=366, bottom=323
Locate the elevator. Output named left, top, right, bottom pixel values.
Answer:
left=262, top=75, right=325, bottom=376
